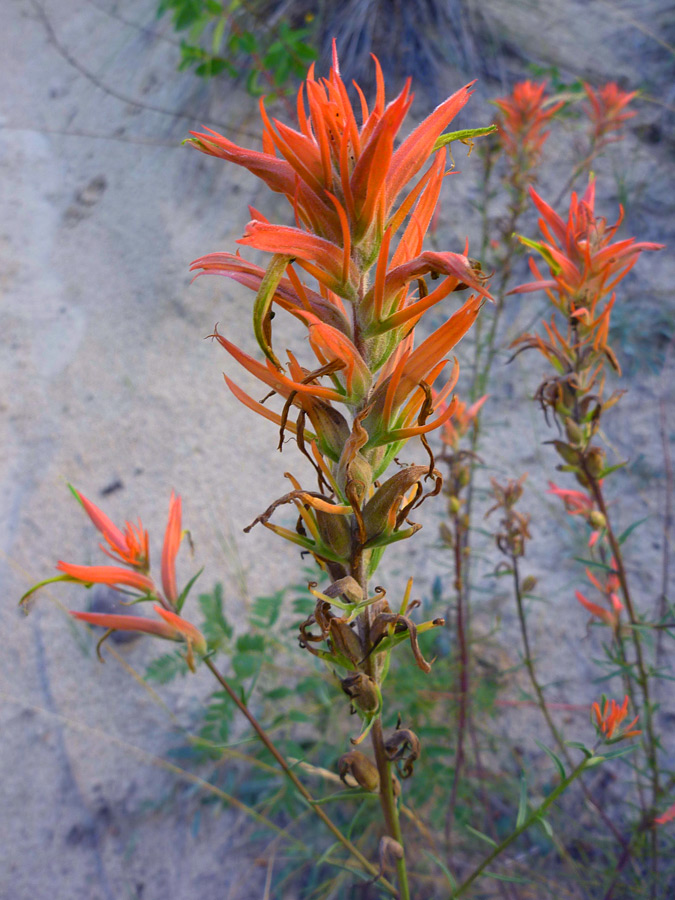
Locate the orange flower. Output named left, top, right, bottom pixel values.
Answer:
left=50, top=490, right=187, bottom=606
left=75, top=489, right=149, bottom=571
left=583, top=82, right=636, bottom=146
left=191, top=46, right=490, bottom=467
left=576, top=558, right=623, bottom=627
left=161, top=491, right=183, bottom=606
left=547, top=481, right=605, bottom=547
left=513, top=179, right=663, bottom=319
left=438, top=394, right=488, bottom=449
left=188, top=45, right=475, bottom=252
left=592, top=695, right=641, bottom=741
left=71, top=604, right=207, bottom=664
left=494, top=80, right=563, bottom=168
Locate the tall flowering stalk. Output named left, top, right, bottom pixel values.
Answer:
left=512, top=176, right=664, bottom=890
left=186, top=45, right=494, bottom=895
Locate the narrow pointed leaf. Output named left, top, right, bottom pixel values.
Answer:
left=534, top=739, right=566, bottom=779
left=516, top=774, right=528, bottom=828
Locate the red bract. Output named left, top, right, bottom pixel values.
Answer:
left=583, top=82, right=637, bottom=146
left=190, top=44, right=490, bottom=481
left=547, top=481, right=605, bottom=547
left=72, top=604, right=207, bottom=655
left=494, top=80, right=563, bottom=168
left=188, top=45, right=491, bottom=577
left=514, top=179, right=663, bottom=319
left=52, top=492, right=188, bottom=607
left=437, top=394, right=487, bottom=449
left=576, top=559, right=623, bottom=629
left=76, top=488, right=150, bottom=571
left=592, top=695, right=641, bottom=741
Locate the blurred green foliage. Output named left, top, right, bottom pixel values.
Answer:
left=157, top=0, right=316, bottom=92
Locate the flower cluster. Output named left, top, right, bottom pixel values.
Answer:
left=188, top=45, right=491, bottom=586
left=494, top=80, right=563, bottom=174
left=575, top=561, right=623, bottom=629
left=583, top=82, right=636, bottom=148
left=547, top=481, right=605, bottom=547
left=437, top=394, right=487, bottom=452
left=592, top=695, right=641, bottom=742
left=511, top=179, right=662, bottom=449
left=485, top=475, right=531, bottom=559
left=22, top=491, right=206, bottom=666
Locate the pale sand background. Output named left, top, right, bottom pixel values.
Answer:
left=1, top=1, right=673, bottom=897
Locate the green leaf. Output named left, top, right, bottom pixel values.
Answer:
left=423, top=850, right=457, bottom=889
left=516, top=774, right=528, bottom=828
left=232, top=654, right=259, bottom=679
left=618, top=517, right=648, bottom=545
left=265, top=686, right=293, bottom=701
left=484, top=871, right=531, bottom=885
left=236, top=634, right=265, bottom=653
left=176, top=566, right=204, bottom=613
left=534, top=739, right=566, bottom=779
left=600, top=744, right=639, bottom=760
left=538, top=815, right=554, bottom=838
left=597, top=462, right=627, bottom=479
left=145, top=651, right=189, bottom=683
left=237, top=29, right=257, bottom=54
left=19, top=574, right=79, bottom=608
left=573, top=557, right=616, bottom=572
left=250, top=591, right=283, bottom=628
left=564, top=740, right=593, bottom=758
left=198, top=583, right=232, bottom=648
left=465, top=824, right=498, bottom=847
left=516, top=235, right=561, bottom=274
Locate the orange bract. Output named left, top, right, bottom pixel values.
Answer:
left=592, top=695, right=641, bottom=741
left=190, top=44, right=490, bottom=474
left=583, top=82, right=637, bottom=146
left=494, top=80, right=563, bottom=168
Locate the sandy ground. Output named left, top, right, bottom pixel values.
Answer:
left=1, top=1, right=673, bottom=898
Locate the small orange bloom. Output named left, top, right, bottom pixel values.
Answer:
left=76, top=489, right=149, bottom=571
left=592, top=695, right=641, bottom=741
left=583, top=82, right=636, bottom=146
left=494, top=80, right=563, bottom=169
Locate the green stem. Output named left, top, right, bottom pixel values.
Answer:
left=203, top=658, right=397, bottom=896
left=511, top=554, right=631, bottom=853
left=584, top=473, right=661, bottom=895
left=450, top=757, right=592, bottom=898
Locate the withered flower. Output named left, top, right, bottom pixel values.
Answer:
left=384, top=728, right=421, bottom=779
left=338, top=750, right=380, bottom=792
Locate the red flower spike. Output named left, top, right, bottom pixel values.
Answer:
left=187, top=46, right=488, bottom=549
